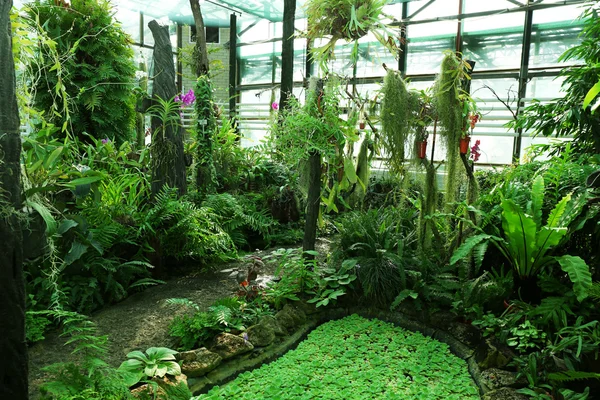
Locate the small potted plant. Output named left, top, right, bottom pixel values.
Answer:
left=415, top=125, right=428, bottom=159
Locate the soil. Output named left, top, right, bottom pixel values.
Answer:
left=27, top=239, right=333, bottom=399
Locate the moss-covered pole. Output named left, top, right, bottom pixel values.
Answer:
left=279, top=0, right=296, bottom=112
left=189, top=0, right=210, bottom=76
left=148, top=20, right=187, bottom=197
left=303, top=80, right=324, bottom=258
left=0, top=1, right=28, bottom=397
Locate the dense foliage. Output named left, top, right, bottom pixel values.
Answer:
left=25, top=0, right=137, bottom=144
left=194, top=315, right=480, bottom=400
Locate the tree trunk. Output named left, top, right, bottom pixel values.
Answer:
left=278, top=0, right=296, bottom=112
left=148, top=20, right=187, bottom=197
left=302, top=150, right=321, bottom=257
left=189, top=0, right=209, bottom=76
left=0, top=0, right=28, bottom=398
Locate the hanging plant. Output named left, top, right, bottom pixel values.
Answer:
left=305, top=0, right=401, bottom=71
left=433, top=51, right=475, bottom=207
left=380, top=69, right=418, bottom=174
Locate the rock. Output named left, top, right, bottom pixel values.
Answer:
left=295, top=300, right=318, bottom=316
left=447, top=321, right=482, bottom=347
left=259, top=315, right=286, bottom=336
left=275, top=304, right=306, bottom=331
left=284, top=303, right=307, bottom=325
left=131, top=374, right=188, bottom=399
left=483, top=387, right=528, bottom=400
left=176, top=348, right=222, bottom=378
left=480, top=368, right=526, bottom=390
left=476, top=338, right=514, bottom=369
left=275, top=308, right=296, bottom=331
left=210, top=332, right=254, bottom=360
left=244, top=323, right=275, bottom=347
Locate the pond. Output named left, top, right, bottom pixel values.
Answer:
left=193, top=315, right=480, bottom=400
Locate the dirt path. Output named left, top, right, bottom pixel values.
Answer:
left=28, top=258, right=248, bottom=399
left=27, top=240, right=332, bottom=399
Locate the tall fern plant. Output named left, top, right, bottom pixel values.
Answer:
left=25, top=0, right=137, bottom=144
left=451, top=176, right=593, bottom=303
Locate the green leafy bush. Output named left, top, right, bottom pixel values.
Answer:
left=334, top=207, right=418, bottom=305
left=118, top=347, right=181, bottom=387
left=26, top=0, right=137, bottom=144
left=193, top=315, right=480, bottom=400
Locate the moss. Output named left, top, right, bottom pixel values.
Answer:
left=381, top=70, right=413, bottom=175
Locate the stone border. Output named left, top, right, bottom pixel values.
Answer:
left=188, top=305, right=488, bottom=397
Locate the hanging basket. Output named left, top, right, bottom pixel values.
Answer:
left=417, top=141, right=428, bottom=159
left=459, top=136, right=471, bottom=155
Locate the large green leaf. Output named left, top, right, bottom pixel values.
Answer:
left=26, top=199, right=57, bottom=236
left=583, top=80, right=600, bottom=109
left=546, top=193, right=571, bottom=228
left=534, top=227, right=567, bottom=260
left=344, top=157, right=358, bottom=184
left=558, top=255, right=592, bottom=302
left=145, top=347, right=178, bottom=361
left=501, top=199, right=538, bottom=277
left=529, top=175, right=544, bottom=230
left=64, top=241, right=88, bottom=265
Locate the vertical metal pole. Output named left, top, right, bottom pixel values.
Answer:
left=455, top=0, right=464, bottom=53
left=229, top=13, right=238, bottom=121
left=398, top=1, right=409, bottom=76
left=514, top=5, right=534, bottom=163
left=176, top=23, right=183, bottom=93
left=140, top=12, right=144, bottom=45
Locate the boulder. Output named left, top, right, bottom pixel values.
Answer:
left=476, top=338, right=514, bottom=369
left=259, top=315, right=286, bottom=336
left=210, top=332, right=254, bottom=360
left=131, top=373, right=188, bottom=399
left=275, top=304, right=306, bottom=331
left=480, top=368, right=525, bottom=391
left=176, top=348, right=222, bottom=378
left=447, top=321, right=482, bottom=347
left=244, top=323, right=275, bottom=347
left=483, top=387, right=528, bottom=400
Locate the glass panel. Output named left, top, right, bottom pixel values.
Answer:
left=406, top=35, right=455, bottom=75
left=408, top=0, right=459, bottom=22
left=464, top=0, right=524, bottom=13
left=529, top=5, right=585, bottom=68
left=115, top=8, right=141, bottom=44
left=462, top=12, right=525, bottom=70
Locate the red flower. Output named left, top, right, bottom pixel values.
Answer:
left=240, top=280, right=249, bottom=287
left=470, top=140, right=481, bottom=162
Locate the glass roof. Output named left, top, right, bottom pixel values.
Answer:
left=12, top=0, right=419, bottom=27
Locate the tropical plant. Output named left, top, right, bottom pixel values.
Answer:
left=118, top=347, right=181, bottom=387
left=194, top=75, right=217, bottom=192
left=25, top=0, right=137, bottom=144
left=304, top=0, right=400, bottom=71
left=201, top=193, right=275, bottom=249
left=334, top=207, right=418, bottom=305
left=307, top=259, right=358, bottom=307
left=168, top=297, right=249, bottom=350
left=451, top=176, right=593, bottom=302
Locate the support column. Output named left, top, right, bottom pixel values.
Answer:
left=0, top=1, right=28, bottom=398
left=398, top=1, right=409, bottom=76
left=514, top=6, right=534, bottom=163
left=229, top=13, right=238, bottom=121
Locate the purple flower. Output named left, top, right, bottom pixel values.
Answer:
left=271, top=102, right=279, bottom=110
left=243, top=333, right=249, bottom=342
left=101, top=138, right=109, bottom=144
left=174, top=90, right=195, bottom=107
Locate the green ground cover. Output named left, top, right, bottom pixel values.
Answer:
left=194, top=315, right=480, bottom=400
